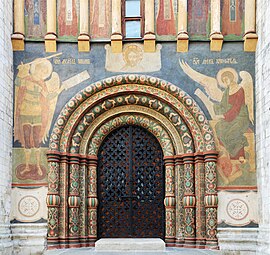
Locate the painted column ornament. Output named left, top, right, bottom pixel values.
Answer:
left=78, top=0, right=90, bottom=52
left=111, top=0, right=122, bottom=53
left=204, top=151, right=219, bottom=249
left=183, top=154, right=196, bottom=247
left=79, top=156, right=88, bottom=247
left=210, top=0, right=223, bottom=51
left=164, top=156, right=176, bottom=245
left=47, top=151, right=61, bottom=248
left=177, top=0, right=189, bottom=52
left=244, top=0, right=258, bottom=52
left=12, top=0, right=25, bottom=51
left=58, top=153, right=69, bottom=248
left=194, top=153, right=206, bottom=248
left=87, top=156, right=98, bottom=244
left=174, top=155, right=185, bottom=247
left=144, top=0, right=156, bottom=52
left=45, top=0, right=57, bottom=52
left=68, top=155, right=81, bottom=247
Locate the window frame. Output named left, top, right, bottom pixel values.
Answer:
left=122, top=0, right=145, bottom=40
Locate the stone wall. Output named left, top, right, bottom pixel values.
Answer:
left=256, top=0, right=270, bottom=254
left=0, top=0, right=14, bottom=254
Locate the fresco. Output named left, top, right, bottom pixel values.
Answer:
left=57, top=0, right=79, bottom=38
left=221, top=0, right=244, bottom=39
left=13, top=42, right=255, bottom=190
left=155, top=0, right=177, bottom=39
left=188, top=0, right=210, bottom=39
left=25, top=0, right=47, bottom=39
left=13, top=51, right=91, bottom=185
left=105, top=43, right=162, bottom=72
left=90, top=0, right=111, bottom=39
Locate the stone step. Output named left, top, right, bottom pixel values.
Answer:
left=95, top=238, right=165, bottom=252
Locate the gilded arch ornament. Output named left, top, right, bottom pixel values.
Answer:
left=47, top=75, right=219, bottom=250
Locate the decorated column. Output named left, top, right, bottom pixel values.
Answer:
left=47, top=151, right=61, bottom=249
left=177, top=0, right=189, bottom=52
left=183, top=154, right=196, bottom=247
left=210, top=0, right=223, bottom=51
left=87, top=156, right=98, bottom=244
left=12, top=0, right=25, bottom=51
left=45, top=0, right=57, bottom=52
left=204, top=151, right=219, bottom=249
left=79, top=156, right=88, bottom=247
left=164, top=156, right=176, bottom=245
left=58, top=153, right=69, bottom=248
left=194, top=153, right=206, bottom=247
left=244, top=0, right=258, bottom=52
left=144, top=0, right=156, bottom=52
left=78, top=0, right=90, bottom=52
left=174, top=155, right=185, bottom=247
left=68, top=155, right=81, bottom=247
left=111, top=0, right=122, bottom=53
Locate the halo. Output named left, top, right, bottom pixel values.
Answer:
left=122, top=44, right=143, bottom=65
left=30, top=58, right=53, bottom=80
left=217, top=67, right=238, bottom=88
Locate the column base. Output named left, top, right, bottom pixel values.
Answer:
left=210, top=32, right=224, bottom=52
left=144, top=33, right=156, bottom=52
left=45, top=33, right=57, bottom=53
left=244, top=32, right=258, bottom=52
left=11, top=33, right=25, bottom=51
left=111, top=34, right=123, bottom=53
left=78, top=34, right=90, bottom=52
left=177, top=32, right=189, bottom=53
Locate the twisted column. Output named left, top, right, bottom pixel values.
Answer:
left=183, top=154, right=196, bottom=247
left=204, top=151, right=219, bottom=249
left=244, top=0, right=258, bottom=51
left=45, top=0, right=57, bottom=52
left=78, top=0, right=90, bottom=52
left=47, top=151, right=61, bottom=248
left=177, top=0, right=189, bottom=52
left=87, top=156, right=98, bottom=244
left=174, top=155, right=185, bottom=247
left=210, top=0, right=223, bottom=51
left=164, top=156, right=176, bottom=245
left=12, top=0, right=25, bottom=51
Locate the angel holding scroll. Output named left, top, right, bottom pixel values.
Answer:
left=180, top=60, right=254, bottom=184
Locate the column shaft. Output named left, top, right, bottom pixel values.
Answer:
left=177, top=0, right=189, bottom=52
left=12, top=0, right=25, bottom=50
left=111, top=0, right=122, bottom=53
left=78, top=0, right=90, bottom=52
left=210, top=0, right=223, bottom=51
left=45, top=0, right=57, bottom=52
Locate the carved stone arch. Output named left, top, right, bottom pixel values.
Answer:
left=47, top=75, right=219, bottom=251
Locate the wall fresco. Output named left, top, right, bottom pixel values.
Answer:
left=221, top=0, right=244, bottom=39
left=155, top=0, right=177, bottom=40
left=25, top=0, right=47, bottom=39
left=188, top=0, right=210, bottom=39
left=57, top=0, right=79, bottom=38
left=13, top=42, right=255, bottom=191
left=90, top=0, right=111, bottom=39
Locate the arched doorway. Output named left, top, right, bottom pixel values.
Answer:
left=97, top=125, right=165, bottom=238
left=46, top=75, right=219, bottom=250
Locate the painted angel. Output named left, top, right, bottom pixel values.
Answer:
left=180, top=60, right=254, bottom=184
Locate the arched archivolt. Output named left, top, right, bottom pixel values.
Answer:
left=80, top=109, right=180, bottom=156
left=46, top=75, right=219, bottom=251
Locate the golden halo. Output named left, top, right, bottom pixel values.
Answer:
left=217, top=67, right=238, bottom=88
left=30, top=58, right=53, bottom=80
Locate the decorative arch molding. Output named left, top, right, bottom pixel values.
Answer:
left=47, top=75, right=219, bottom=250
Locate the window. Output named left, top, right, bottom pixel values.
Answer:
left=122, top=0, right=144, bottom=39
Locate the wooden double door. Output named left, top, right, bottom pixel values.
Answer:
left=97, top=125, right=165, bottom=238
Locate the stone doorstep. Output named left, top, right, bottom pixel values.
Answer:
left=95, top=238, right=165, bottom=251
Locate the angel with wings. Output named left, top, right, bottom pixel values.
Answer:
left=180, top=60, right=254, bottom=184
left=14, top=56, right=90, bottom=177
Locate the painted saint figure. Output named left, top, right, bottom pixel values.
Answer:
left=180, top=61, right=254, bottom=184
left=156, top=0, right=176, bottom=36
